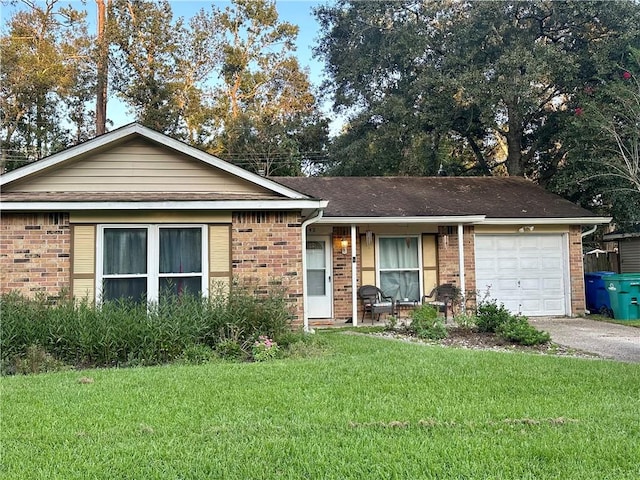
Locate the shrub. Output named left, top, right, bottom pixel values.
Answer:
left=12, top=345, right=69, bottom=375
left=452, top=312, right=477, bottom=329
left=251, top=336, right=281, bottom=362
left=178, top=344, right=216, bottom=365
left=496, top=316, right=551, bottom=346
left=0, top=282, right=294, bottom=372
left=215, top=339, right=246, bottom=361
left=409, top=305, right=448, bottom=340
left=476, top=301, right=512, bottom=333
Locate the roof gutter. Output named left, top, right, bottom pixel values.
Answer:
left=317, top=215, right=486, bottom=224
left=483, top=217, right=612, bottom=225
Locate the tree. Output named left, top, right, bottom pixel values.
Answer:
left=552, top=48, right=640, bottom=230
left=0, top=0, right=93, bottom=170
left=206, top=0, right=327, bottom=175
left=315, top=0, right=640, bottom=179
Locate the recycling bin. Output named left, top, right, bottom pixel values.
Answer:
left=606, top=273, right=640, bottom=320
left=585, top=271, right=615, bottom=317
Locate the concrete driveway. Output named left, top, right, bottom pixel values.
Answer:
left=529, top=317, right=640, bottom=363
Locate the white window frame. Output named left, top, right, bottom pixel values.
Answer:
left=96, top=224, right=209, bottom=302
left=375, top=235, right=423, bottom=301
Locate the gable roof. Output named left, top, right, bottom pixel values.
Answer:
left=272, top=176, right=610, bottom=225
left=1, top=123, right=308, bottom=200
left=1, top=123, right=327, bottom=213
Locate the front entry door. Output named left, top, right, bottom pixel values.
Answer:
left=306, top=236, right=332, bottom=318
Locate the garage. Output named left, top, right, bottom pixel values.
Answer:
left=475, top=234, right=569, bottom=316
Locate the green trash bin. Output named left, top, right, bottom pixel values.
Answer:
left=606, top=274, right=640, bottom=320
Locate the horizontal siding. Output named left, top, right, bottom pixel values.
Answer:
left=620, top=239, right=640, bottom=273
left=7, top=139, right=273, bottom=195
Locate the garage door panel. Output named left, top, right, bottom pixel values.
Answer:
left=475, top=234, right=567, bottom=316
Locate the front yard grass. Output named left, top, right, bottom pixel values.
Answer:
left=2, top=332, right=639, bottom=479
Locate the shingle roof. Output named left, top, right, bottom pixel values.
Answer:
left=271, top=176, right=600, bottom=219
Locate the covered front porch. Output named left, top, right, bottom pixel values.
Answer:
left=302, top=219, right=478, bottom=331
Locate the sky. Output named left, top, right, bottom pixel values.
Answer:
left=1, top=0, right=333, bottom=129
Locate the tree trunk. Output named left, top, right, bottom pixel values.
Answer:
left=505, top=100, right=525, bottom=176
left=95, top=0, right=109, bottom=135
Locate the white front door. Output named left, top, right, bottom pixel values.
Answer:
left=475, top=234, right=568, bottom=316
left=306, top=236, right=332, bottom=318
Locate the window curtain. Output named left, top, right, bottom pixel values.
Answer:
left=159, top=228, right=202, bottom=274
left=103, top=228, right=147, bottom=274
left=103, top=228, right=147, bottom=301
left=379, top=237, right=420, bottom=301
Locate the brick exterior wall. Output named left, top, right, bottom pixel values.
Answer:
left=437, top=226, right=476, bottom=308
left=569, top=225, right=586, bottom=315
left=331, top=227, right=356, bottom=322
left=0, top=213, right=71, bottom=299
left=231, top=211, right=304, bottom=326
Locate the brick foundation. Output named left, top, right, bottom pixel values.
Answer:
left=231, top=211, right=304, bottom=326
left=0, top=213, right=71, bottom=299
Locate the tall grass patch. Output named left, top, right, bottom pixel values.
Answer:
left=1, top=284, right=294, bottom=373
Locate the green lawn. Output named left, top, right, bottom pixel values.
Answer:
left=2, top=332, right=639, bottom=479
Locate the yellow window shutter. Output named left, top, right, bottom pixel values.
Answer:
left=360, top=233, right=376, bottom=286
left=422, top=234, right=438, bottom=296
left=71, top=225, right=96, bottom=301
left=209, top=224, right=231, bottom=294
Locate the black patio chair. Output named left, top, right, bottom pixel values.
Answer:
left=358, top=285, right=395, bottom=324
left=423, top=283, right=461, bottom=321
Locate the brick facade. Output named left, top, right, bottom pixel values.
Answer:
left=437, top=226, right=476, bottom=308
left=331, top=227, right=357, bottom=322
left=0, top=213, right=71, bottom=299
left=569, top=225, right=586, bottom=315
left=231, top=211, right=304, bottom=326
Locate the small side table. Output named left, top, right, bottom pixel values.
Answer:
left=395, top=299, right=419, bottom=318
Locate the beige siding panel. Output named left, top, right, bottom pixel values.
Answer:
left=7, top=138, right=274, bottom=195
left=475, top=225, right=569, bottom=234
left=72, top=278, right=95, bottom=301
left=71, top=211, right=232, bottom=224
left=209, top=225, right=231, bottom=275
left=73, top=226, right=95, bottom=275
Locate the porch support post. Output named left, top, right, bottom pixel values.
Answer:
left=301, top=209, right=324, bottom=332
left=351, top=224, right=358, bottom=326
left=457, top=223, right=466, bottom=313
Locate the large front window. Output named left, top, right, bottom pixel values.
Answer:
left=378, top=236, right=421, bottom=301
left=98, top=225, right=207, bottom=302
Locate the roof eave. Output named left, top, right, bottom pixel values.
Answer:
left=316, top=215, right=486, bottom=224
left=0, top=199, right=328, bottom=212
left=481, top=217, right=612, bottom=225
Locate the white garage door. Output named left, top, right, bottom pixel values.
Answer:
left=475, top=235, right=568, bottom=316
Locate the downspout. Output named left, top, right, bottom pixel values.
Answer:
left=301, top=209, right=324, bottom=332
left=351, top=224, right=358, bottom=326
left=457, top=223, right=466, bottom=313
left=581, top=225, right=597, bottom=238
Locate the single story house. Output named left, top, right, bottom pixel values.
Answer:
left=1, top=124, right=610, bottom=329
left=603, top=226, right=640, bottom=273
